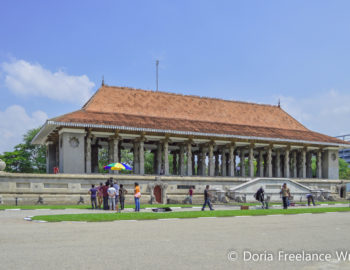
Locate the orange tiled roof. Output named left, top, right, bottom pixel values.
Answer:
left=45, top=85, right=349, bottom=145
left=82, top=86, right=308, bottom=131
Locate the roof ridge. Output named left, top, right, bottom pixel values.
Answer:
left=277, top=106, right=309, bottom=131
left=100, top=85, right=279, bottom=108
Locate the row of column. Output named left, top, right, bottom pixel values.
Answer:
left=84, top=135, right=325, bottom=178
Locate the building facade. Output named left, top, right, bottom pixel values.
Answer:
left=336, top=135, right=350, bottom=166
left=32, top=85, right=349, bottom=179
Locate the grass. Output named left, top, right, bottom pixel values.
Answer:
left=0, top=204, right=200, bottom=210
left=31, top=207, right=350, bottom=222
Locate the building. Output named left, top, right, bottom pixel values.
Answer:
left=32, top=85, right=350, bottom=179
left=336, top=134, right=350, bottom=166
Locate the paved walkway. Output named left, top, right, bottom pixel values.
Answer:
left=1, top=207, right=350, bottom=269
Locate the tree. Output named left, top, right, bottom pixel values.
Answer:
left=339, top=158, right=350, bottom=179
left=0, top=128, right=46, bottom=173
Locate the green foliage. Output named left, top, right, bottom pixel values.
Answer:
left=0, top=128, right=46, bottom=173
left=144, top=151, right=154, bottom=174
left=339, top=158, right=350, bottom=179
left=311, top=157, right=316, bottom=177
left=98, top=148, right=109, bottom=173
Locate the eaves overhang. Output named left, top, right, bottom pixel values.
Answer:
left=31, top=120, right=349, bottom=148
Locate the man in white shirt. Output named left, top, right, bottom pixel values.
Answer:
left=107, top=185, right=117, bottom=211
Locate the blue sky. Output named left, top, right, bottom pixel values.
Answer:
left=1, top=0, right=350, bottom=153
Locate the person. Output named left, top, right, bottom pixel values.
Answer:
left=107, top=177, right=113, bottom=187
left=184, top=186, right=193, bottom=204
left=97, top=182, right=104, bottom=209
left=119, top=184, right=128, bottom=210
left=134, top=182, right=141, bottom=212
left=306, top=193, right=316, bottom=206
left=280, top=183, right=291, bottom=209
left=88, top=184, right=98, bottom=209
left=201, top=185, right=214, bottom=211
left=113, top=180, right=120, bottom=212
left=188, top=186, right=193, bottom=204
left=255, top=186, right=266, bottom=209
left=102, top=182, right=109, bottom=210
left=107, top=184, right=117, bottom=211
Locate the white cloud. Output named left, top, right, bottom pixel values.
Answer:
left=0, top=105, right=47, bottom=153
left=2, top=59, right=95, bottom=105
left=277, top=89, right=350, bottom=137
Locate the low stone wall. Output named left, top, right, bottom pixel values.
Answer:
left=0, top=172, right=348, bottom=205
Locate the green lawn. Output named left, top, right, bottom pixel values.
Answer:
left=0, top=204, right=200, bottom=210
left=31, top=207, right=350, bottom=222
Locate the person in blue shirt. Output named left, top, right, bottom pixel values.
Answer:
left=88, top=184, right=98, bottom=209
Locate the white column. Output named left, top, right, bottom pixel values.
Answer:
left=156, top=142, right=162, bottom=174
left=301, top=148, right=306, bottom=178
left=240, top=150, right=245, bottom=177
left=179, top=144, right=185, bottom=176
left=163, top=140, right=169, bottom=175
left=316, top=150, right=322, bottom=179
left=133, top=141, right=139, bottom=174
left=228, top=144, right=235, bottom=176
left=258, top=151, right=264, bottom=177
left=276, top=149, right=281, bottom=178
left=208, top=143, right=214, bottom=176
left=139, top=140, right=144, bottom=175
left=186, top=142, right=192, bottom=176
left=267, top=147, right=272, bottom=177
left=109, top=137, right=120, bottom=174
left=284, top=148, right=290, bottom=178
left=201, top=146, right=206, bottom=176
left=221, top=148, right=226, bottom=176
left=85, top=135, right=92, bottom=174
left=248, top=145, right=254, bottom=178
left=214, top=152, right=220, bottom=176
left=292, top=151, right=297, bottom=177
left=113, top=137, right=120, bottom=174
left=306, top=151, right=312, bottom=178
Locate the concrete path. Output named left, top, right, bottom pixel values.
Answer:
left=1, top=208, right=350, bottom=269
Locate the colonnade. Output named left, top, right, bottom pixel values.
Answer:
left=82, top=134, right=327, bottom=179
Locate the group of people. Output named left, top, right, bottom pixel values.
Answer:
left=255, top=183, right=316, bottom=209
left=88, top=178, right=141, bottom=212
left=89, top=180, right=318, bottom=212
left=255, top=183, right=291, bottom=209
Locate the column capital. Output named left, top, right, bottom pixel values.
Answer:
left=185, top=139, right=194, bottom=145
left=284, top=145, right=291, bottom=151
left=225, top=141, right=236, bottom=148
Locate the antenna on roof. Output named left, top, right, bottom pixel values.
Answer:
left=278, top=98, right=281, bottom=108
left=102, top=76, right=105, bottom=86
left=156, top=60, right=159, bottom=91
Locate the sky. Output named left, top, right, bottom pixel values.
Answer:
left=1, top=0, right=350, bottom=153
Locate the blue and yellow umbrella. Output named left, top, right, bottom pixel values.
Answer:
left=104, top=162, right=133, bottom=171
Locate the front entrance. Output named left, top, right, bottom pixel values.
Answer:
left=154, top=185, right=162, bottom=203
